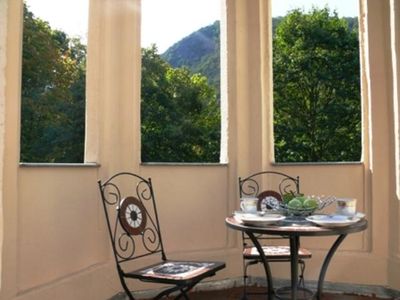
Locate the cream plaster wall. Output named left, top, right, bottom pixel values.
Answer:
left=0, top=0, right=399, bottom=299
left=388, top=0, right=400, bottom=291
left=2, top=0, right=20, bottom=298
left=0, top=0, right=7, bottom=291
left=362, top=0, right=391, bottom=285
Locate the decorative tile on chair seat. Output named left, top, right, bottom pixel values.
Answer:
left=243, top=246, right=312, bottom=259
left=138, top=261, right=217, bottom=280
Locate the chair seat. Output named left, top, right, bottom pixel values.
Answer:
left=127, top=260, right=226, bottom=285
left=243, top=245, right=312, bottom=260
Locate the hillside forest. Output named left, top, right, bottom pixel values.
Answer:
left=21, top=5, right=360, bottom=163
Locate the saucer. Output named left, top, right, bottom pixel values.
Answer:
left=306, top=214, right=361, bottom=228
left=234, top=212, right=285, bottom=226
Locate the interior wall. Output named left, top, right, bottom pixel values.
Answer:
left=0, top=0, right=399, bottom=299
left=0, top=1, right=121, bottom=299
left=0, top=0, right=8, bottom=291
left=362, top=0, right=392, bottom=285
left=1, top=0, right=21, bottom=298
left=388, top=0, right=400, bottom=291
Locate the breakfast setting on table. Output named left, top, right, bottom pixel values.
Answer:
left=233, top=193, right=365, bottom=228
left=225, top=189, right=368, bottom=299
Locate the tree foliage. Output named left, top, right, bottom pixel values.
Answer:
left=273, top=8, right=361, bottom=162
left=21, top=4, right=85, bottom=162
left=22, top=5, right=220, bottom=164
left=21, top=4, right=361, bottom=164
left=141, top=46, right=220, bottom=162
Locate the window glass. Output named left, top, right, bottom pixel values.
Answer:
left=272, top=0, right=361, bottom=163
left=141, top=0, right=221, bottom=163
left=21, top=0, right=88, bottom=163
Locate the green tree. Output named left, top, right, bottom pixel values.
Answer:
left=22, top=5, right=220, bottom=164
left=21, top=5, right=85, bottom=162
left=141, top=46, right=220, bottom=162
left=273, top=8, right=361, bottom=162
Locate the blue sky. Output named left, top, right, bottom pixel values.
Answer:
left=26, top=0, right=358, bottom=51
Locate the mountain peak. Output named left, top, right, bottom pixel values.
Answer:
left=162, top=21, right=220, bottom=68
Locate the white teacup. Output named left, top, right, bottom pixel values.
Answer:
left=336, top=198, right=357, bottom=216
left=240, top=197, right=258, bottom=213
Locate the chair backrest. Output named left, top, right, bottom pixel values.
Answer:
left=98, top=172, right=167, bottom=269
left=238, top=171, right=300, bottom=211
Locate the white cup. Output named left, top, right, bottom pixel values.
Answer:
left=240, top=197, right=258, bottom=213
left=336, top=198, right=357, bottom=216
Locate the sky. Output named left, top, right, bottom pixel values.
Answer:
left=141, top=0, right=221, bottom=52
left=26, top=0, right=89, bottom=43
left=272, top=0, right=358, bottom=18
left=26, top=0, right=358, bottom=51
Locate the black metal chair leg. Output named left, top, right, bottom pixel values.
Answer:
left=122, top=286, right=135, bottom=300
left=242, top=275, right=248, bottom=300
left=247, top=233, right=274, bottom=299
left=172, top=280, right=199, bottom=300
left=242, top=261, right=249, bottom=299
left=173, top=289, right=190, bottom=300
left=298, top=260, right=306, bottom=288
left=154, top=285, right=185, bottom=300
left=117, top=273, right=135, bottom=300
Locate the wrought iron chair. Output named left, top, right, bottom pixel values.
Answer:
left=98, top=172, right=225, bottom=300
left=238, top=171, right=312, bottom=299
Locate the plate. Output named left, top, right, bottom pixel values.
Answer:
left=306, top=214, right=361, bottom=228
left=334, top=212, right=366, bottom=219
left=353, top=212, right=366, bottom=219
left=234, top=213, right=285, bottom=226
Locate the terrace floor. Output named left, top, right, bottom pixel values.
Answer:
left=111, top=280, right=399, bottom=300
left=163, top=286, right=391, bottom=299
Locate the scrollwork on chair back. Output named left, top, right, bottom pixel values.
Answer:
left=239, top=171, right=300, bottom=199
left=279, top=176, right=300, bottom=195
left=98, top=172, right=164, bottom=263
left=240, top=178, right=260, bottom=197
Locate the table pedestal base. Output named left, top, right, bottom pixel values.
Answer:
left=275, top=286, right=314, bottom=300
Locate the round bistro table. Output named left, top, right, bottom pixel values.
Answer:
left=225, top=216, right=368, bottom=300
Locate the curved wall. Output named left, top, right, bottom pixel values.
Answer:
left=0, top=0, right=399, bottom=299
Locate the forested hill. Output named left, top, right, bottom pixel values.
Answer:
left=161, top=17, right=358, bottom=91
left=162, top=21, right=220, bottom=90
